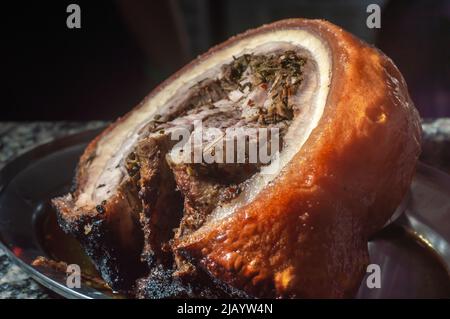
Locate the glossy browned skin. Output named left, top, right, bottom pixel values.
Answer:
left=54, top=18, right=421, bottom=296
left=174, top=19, right=422, bottom=298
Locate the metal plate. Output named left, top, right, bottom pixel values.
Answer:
left=0, top=130, right=449, bottom=299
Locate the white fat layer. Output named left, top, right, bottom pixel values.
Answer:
left=76, top=29, right=331, bottom=208
left=211, top=53, right=325, bottom=221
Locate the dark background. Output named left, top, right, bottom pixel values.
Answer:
left=2, top=0, right=449, bottom=120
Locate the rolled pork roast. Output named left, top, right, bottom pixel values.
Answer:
left=52, top=19, right=421, bottom=298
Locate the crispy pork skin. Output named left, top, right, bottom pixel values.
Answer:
left=53, top=19, right=421, bottom=297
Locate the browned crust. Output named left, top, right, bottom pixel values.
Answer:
left=53, top=18, right=421, bottom=297
left=173, top=19, right=422, bottom=298
left=53, top=18, right=343, bottom=291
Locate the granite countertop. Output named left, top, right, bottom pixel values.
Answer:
left=0, top=119, right=450, bottom=299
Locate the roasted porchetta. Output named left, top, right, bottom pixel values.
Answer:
left=52, top=19, right=421, bottom=298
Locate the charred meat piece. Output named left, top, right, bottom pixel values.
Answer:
left=53, top=19, right=421, bottom=297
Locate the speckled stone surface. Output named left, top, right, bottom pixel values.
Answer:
left=420, top=119, right=450, bottom=174
left=0, top=119, right=449, bottom=299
